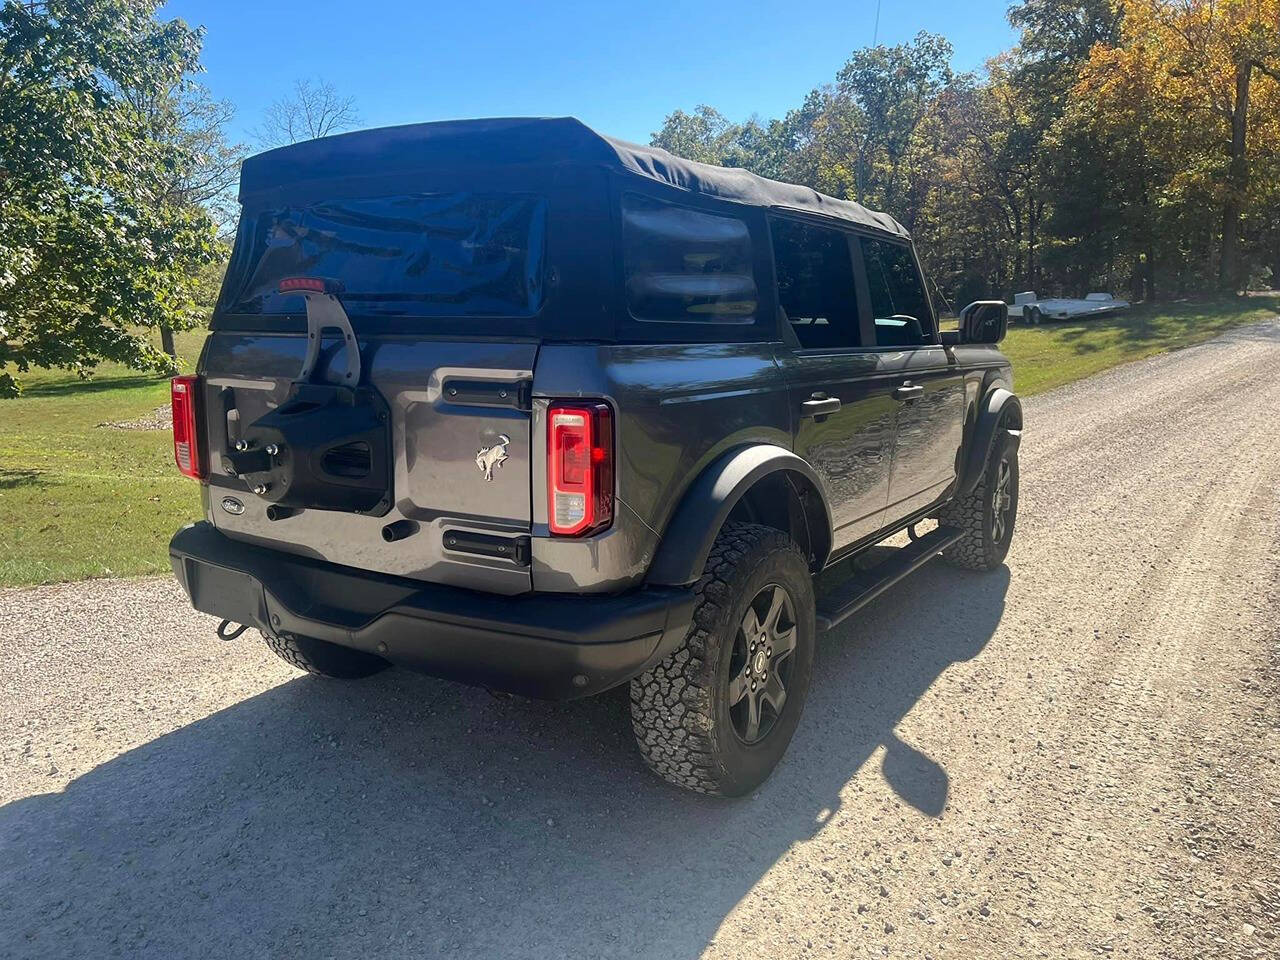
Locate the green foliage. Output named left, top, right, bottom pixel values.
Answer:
left=0, top=0, right=219, bottom=397
left=833, top=31, right=954, bottom=210
left=650, top=105, right=791, bottom=178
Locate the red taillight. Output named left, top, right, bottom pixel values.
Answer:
left=548, top=401, right=613, bottom=536
left=277, top=276, right=337, bottom=294
left=171, top=375, right=204, bottom=479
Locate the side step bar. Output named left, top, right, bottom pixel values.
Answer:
left=815, top=525, right=964, bottom=632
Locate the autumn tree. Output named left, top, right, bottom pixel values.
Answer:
left=1087, top=0, right=1280, bottom=291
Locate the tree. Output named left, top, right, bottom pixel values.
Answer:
left=833, top=31, right=954, bottom=214
left=256, top=77, right=359, bottom=146
left=1008, top=0, right=1124, bottom=92
left=0, top=0, right=218, bottom=397
left=1090, top=0, right=1280, bottom=291
left=1245, top=76, right=1280, bottom=286
left=1001, top=0, right=1124, bottom=295
left=651, top=105, right=792, bottom=178
left=120, top=79, right=246, bottom=355
left=136, top=82, right=245, bottom=231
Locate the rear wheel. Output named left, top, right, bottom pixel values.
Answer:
left=263, top=631, right=389, bottom=679
left=1027, top=306, right=1043, bottom=325
left=939, top=429, right=1019, bottom=571
left=630, top=522, right=815, bottom=796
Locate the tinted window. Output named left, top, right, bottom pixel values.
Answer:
left=218, top=193, right=547, bottom=319
left=621, top=193, right=757, bottom=324
left=771, top=218, right=860, bottom=349
left=861, top=237, right=933, bottom=346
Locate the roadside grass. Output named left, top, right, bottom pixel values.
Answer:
left=0, top=331, right=206, bottom=587
left=1, top=297, right=1276, bottom=588
left=1000, top=295, right=1280, bottom=394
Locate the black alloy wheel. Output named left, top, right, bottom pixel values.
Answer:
left=727, top=583, right=798, bottom=745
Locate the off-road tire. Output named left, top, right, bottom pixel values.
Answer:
left=939, top=429, right=1019, bottom=571
left=263, top=630, right=389, bottom=679
left=630, top=522, right=815, bottom=797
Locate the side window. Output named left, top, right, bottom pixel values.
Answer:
left=770, top=218, right=861, bottom=349
left=621, top=193, right=758, bottom=323
left=861, top=237, right=934, bottom=347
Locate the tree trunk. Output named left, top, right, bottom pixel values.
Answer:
left=1219, top=63, right=1251, bottom=293
left=1138, top=153, right=1156, bottom=302
left=1028, top=199, right=1039, bottom=291
left=1145, top=236, right=1157, bottom=302
left=1011, top=208, right=1024, bottom=290
left=160, top=326, right=176, bottom=359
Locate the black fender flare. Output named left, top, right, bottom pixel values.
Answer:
left=957, top=387, right=1023, bottom=498
left=644, top=445, right=834, bottom=587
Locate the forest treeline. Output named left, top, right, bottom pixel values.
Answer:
left=651, top=0, right=1280, bottom=308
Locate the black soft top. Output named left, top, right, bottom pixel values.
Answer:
left=237, top=116, right=909, bottom=240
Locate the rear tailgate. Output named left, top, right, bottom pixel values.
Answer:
left=199, top=185, right=557, bottom=594
left=201, top=335, right=537, bottom=595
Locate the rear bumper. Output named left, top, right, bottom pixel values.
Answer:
left=169, top=522, right=695, bottom=700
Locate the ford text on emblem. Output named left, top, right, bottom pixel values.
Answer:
left=475, top=434, right=511, bottom=482
left=221, top=496, right=245, bottom=516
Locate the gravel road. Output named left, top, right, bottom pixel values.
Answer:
left=3, top=321, right=1278, bottom=960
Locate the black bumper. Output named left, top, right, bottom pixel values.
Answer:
left=169, top=522, right=695, bottom=700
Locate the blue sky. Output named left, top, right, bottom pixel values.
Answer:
left=162, top=0, right=1017, bottom=150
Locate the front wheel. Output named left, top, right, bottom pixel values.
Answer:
left=630, top=523, right=816, bottom=796
left=939, top=429, right=1019, bottom=571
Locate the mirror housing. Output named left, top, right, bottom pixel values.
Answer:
left=959, top=300, right=1009, bottom=344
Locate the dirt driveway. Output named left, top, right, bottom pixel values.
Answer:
left=2, top=322, right=1278, bottom=960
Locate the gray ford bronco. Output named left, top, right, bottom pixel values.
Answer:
left=169, top=118, right=1021, bottom=796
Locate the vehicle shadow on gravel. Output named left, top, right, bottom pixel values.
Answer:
left=1, top=563, right=1007, bottom=960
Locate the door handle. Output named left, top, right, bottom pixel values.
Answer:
left=893, top=383, right=924, bottom=401
left=801, top=396, right=842, bottom=418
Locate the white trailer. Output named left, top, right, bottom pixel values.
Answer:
left=1009, top=291, right=1130, bottom=324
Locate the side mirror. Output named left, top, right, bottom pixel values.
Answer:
left=959, top=300, right=1008, bottom=344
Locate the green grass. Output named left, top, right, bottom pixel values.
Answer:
left=0, top=330, right=206, bottom=587
left=1000, top=295, right=1280, bottom=395
left=1, top=297, right=1276, bottom=588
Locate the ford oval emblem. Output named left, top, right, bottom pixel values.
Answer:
left=221, top=496, right=245, bottom=516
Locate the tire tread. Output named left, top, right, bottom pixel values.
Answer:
left=262, top=630, right=387, bottom=679
left=629, top=522, right=804, bottom=796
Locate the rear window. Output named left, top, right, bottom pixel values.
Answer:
left=621, top=193, right=758, bottom=324
left=217, top=193, right=547, bottom=319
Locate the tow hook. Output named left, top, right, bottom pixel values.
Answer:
left=216, top=619, right=249, bottom=642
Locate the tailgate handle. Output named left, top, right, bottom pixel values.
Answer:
left=443, top=378, right=533, bottom=410
left=444, top=529, right=531, bottom=566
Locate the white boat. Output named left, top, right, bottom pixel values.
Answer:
left=1009, top=291, right=1130, bottom=324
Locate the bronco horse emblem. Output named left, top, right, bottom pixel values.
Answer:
left=475, top=434, right=511, bottom=482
